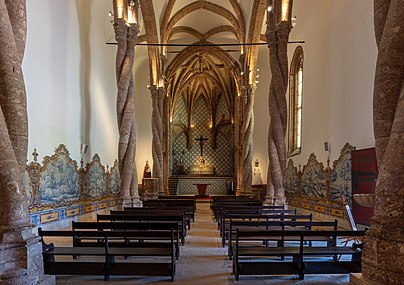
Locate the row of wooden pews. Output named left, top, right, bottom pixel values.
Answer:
left=210, top=196, right=365, bottom=281
left=38, top=196, right=197, bottom=282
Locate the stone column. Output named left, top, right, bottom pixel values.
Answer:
left=114, top=18, right=141, bottom=208
left=239, top=86, right=254, bottom=197
left=149, top=85, right=165, bottom=196
left=234, top=94, right=242, bottom=195
left=0, top=1, right=54, bottom=284
left=351, top=1, right=404, bottom=284
left=265, top=21, right=291, bottom=206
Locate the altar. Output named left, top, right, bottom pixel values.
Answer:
left=176, top=176, right=234, bottom=195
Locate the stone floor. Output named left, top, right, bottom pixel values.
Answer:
left=50, top=202, right=350, bottom=284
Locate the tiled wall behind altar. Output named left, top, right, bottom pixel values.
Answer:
left=171, top=95, right=234, bottom=176
left=24, top=144, right=120, bottom=226
left=285, top=143, right=354, bottom=223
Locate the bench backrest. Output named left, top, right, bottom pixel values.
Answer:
left=39, top=227, right=175, bottom=241
left=98, top=213, right=184, bottom=223
left=72, top=221, right=180, bottom=232
left=235, top=229, right=366, bottom=242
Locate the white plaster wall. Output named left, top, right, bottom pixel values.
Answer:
left=24, top=0, right=120, bottom=167
left=134, top=52, right=153, bottom=181
left=24, top=0, right=83, bottom=163
left=325, top=0, right=376, bottom=156
left=282, top=0, right=376, bottom=167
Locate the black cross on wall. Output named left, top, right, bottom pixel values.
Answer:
left=195, top=135, right=208, bottom=156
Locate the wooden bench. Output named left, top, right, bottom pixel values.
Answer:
left=71, top=221, right=181, bottom=259
left=212, top=201, right=266, bottom=219
left=218, top=208, right=297, bottom=235
left=233, top=229, right=365, bottom=280
left=228, top=219, right=337, bottom=258
left=38, top=228, right=176, bottom=281
left=123, top=207, right=192, bottom=229
left=222, top=213, right=312, bottom=248
left=143, top=199, right=196, bottom=222
left=214, top=205, right=284, bottom=223
left=98, top=213, right=187, bottom=245
left=209, top=196, right=254, bottom=210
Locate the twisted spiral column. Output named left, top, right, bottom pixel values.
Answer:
left=0, top=1, right=55, bottom=283
left=354, top=1, right=404, bottom=284
left=114, top=19, right=140, bottom=208
left=265, top=22, right=291, bottom=205
left=150, top=85, right=164, bottom=195
left=240, top=87, right=255, bottom=196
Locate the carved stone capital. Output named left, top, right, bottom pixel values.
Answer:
left=114, top=19, right=128, bottom=42
left=265, top=28, right=277, bottom=45
left=127, top=23, right=140, bottom=47
left=276, top=21, right=292, bottom=43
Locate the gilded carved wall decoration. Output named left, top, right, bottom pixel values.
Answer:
left=84, top=154, right=107, bottom=198
left=109, top=160, right=120, bottom=197
left=25, top=144, right=119, bottom=226
left=284, top=160, right=299, bottom=197
left=301, top=154, right=327, bottom=199
left=38, top=145, right=80, bottom=206
left=285, top=143, right=354, bottom=219
left=330, top=143, right=355, bottom=205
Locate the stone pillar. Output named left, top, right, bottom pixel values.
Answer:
left=114, top=18, right=141, bottom=209
left=0, top=1, right=55, bottom=284
left=351, top=1, right=404, bottom=284
left=239, top=86, right=255, bottom=197
left=265, top=19, right=291, bottom=206
left=149, top=85, right=165, bottom=196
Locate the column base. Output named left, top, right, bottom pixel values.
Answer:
left=0, top=227, right=56, bottom=285
left=131, top=195, right=142, bottom=206
left=361, top=218, right=404, bottom=285
left=117, top=197, right=133, bottom=209
left=350, top=273, right=384, bottom=285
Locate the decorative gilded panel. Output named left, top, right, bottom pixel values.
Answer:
left=98, top=201, right=108, bottom=209
left=331, top=208, right=344, bottom=218
left=84, top=154, right=106, bottom=198
left=40, top=211, right=59, bottom=224
left=66, top=207, right=80, bottom=217
left=85, top=204, right=95, bottom=213
left=38, top=145, right=79, bottom=205
left=314, top=204, right=326, bottom=213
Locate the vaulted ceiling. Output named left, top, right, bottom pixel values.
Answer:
left=135, top=0, right=269, bottom=110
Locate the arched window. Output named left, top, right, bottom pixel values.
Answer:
left=288, top=46, right=304, bottom=156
